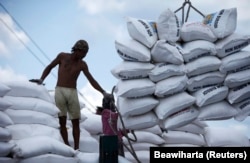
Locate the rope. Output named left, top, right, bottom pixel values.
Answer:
left=175, top=0, right=205, bottom=24
left=108, top=86, right=141, bottom=163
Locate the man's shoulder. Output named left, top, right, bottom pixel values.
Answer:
left=58, top=52, right=70, bottom=56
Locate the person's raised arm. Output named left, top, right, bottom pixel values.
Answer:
left=31, top=53, right=61, bottom=85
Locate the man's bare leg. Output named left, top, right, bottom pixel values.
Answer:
left=72, top=119, right=80, bottom=150
left=59, top=116, right=70, bottom=146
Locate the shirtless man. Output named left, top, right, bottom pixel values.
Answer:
left=32, top=40, right=108, bottom=150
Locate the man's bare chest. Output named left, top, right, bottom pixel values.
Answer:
left=61, top=59, right=81, bottom=74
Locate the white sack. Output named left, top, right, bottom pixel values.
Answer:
left=115, top=78, right=155, bottom=98
left=224, top=69, right=250, bottom=88
left=80, top=110, right=102, bottom=135
left=6, top=124, right=62, bottom=141
left=156, top=8, right=180, bottom=42
left=119, top=111, right=158, bottom=130
left=203, top=8, right=237, bottom=39
left=185, top=56, right=221, bottom=78
left=187, top=71, right=226, bottom=92
left=0, top=127, right=12, bottom=141
left=117, top=96, right=159, bottom=117
left=181, top=40, right=217, bottom=62
left=180, top=21, right=217, bottom=42
left=12, top=136, right=75, bottom=158
left=3, top=96, right=59, bottom=116
left=0, top=157, right=17, bottom=163
left=75, top=152, right=99, bottom=163
left=123, top=131, right=165, bottom=145
left=233, top=98, right=250, bottom=122
left=4, top=109, right=59, bottom=128
left=0, top=111, right=14, bottom=127
left=124, top=142, right=158, bottom=151
left=219, top=50, right=250, bottom=74
left=162, top=130, right=206, bottom=146
left=172, top=122, right=205, bottom=135
left=0, top=82, right=11, bottom=97
left=0, top=98, right=12, bottom=111
left=197, top=101, right=238, bottom=121
left=69, top=132, right=98, bottom=153
left=0, top=142, right=15, bottom=157
left=111, top=61, right=154, bottom=80
left=115, top=39, right=151, bottom=62
left=227, top=84, right=250, bottom=104
left=154, top=75, right=187, bottom=97
left=3, top=80, right=52, bottom=103
left=192, top=85, right=229, bottom=107
left=154, top=92, right=196, bottom=120
left=151, top=40, right=184, bottom=64
left=126, top=17, right=158, bottom=48
left=216, top=33, right=250, bottom=58
left=19, top=154, right=79, bottom=163
left=137, top=124, right=162, bottom=135
left=148, top=63, right=185, bottom=82
left=204, top=126, right=250, bottom=147
left=161, top=143, right=200, bottom=147
left=160, top=107, right=199, bottom=130
left=125, top=150, right=149, bottom=163
left=77, top=153, right=131, bottom=163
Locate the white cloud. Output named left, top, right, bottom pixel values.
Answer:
left=0, top=41, right=9, bottom=56
left=0, top=66, right=28, bottom=82
left=78, top=0, right=126, bottom=15
left=79, top=82, right=103, bottom=112
left=0, top=13, right=29, bottom=57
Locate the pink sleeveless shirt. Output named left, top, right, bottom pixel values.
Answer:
left=101, top=109, right=122, bottom=140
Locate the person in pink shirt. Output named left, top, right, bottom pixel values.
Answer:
left=96, top=94, right=124, bottom=156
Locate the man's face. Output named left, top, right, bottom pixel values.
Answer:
left=76, top=48, right=88, bottom=59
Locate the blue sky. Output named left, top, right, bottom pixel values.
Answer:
left=1, top=0, right=250, bottom=138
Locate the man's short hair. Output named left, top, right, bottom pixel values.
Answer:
left=72, top=40, right=89, bottom=52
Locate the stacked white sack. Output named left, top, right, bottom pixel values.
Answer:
left=112, top=6, right=250, bottom=150
left=123, top=125, right=164, bottom=163
left=162, top=120, right=208, bottom=147
left=201, top=8, right=250, bottom=122
left=0, top=82, right=17, bottom=163
left=1, top=80, right=78, bottom=163
left=113, top=16, right=159, bottom=132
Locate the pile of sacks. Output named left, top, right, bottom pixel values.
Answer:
left=0, top=81, right=133, bottom=163
left=112, top=7, right=250, bottom=162
left=0, top=81, right=78, bottom=163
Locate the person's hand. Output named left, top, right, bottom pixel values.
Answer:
left=29, top=79, right=44, bottom=85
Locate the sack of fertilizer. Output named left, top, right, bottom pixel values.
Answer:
left=203, top=8, right=237, bottom=39
left=115, top=38, right=151, bottom=62
left=181, top=40, right=217, bottom=63
left=111, top=61, right=154, bottom=80
left=216, top=33, right=250, bottom=58
left=219, top=50, right=250, bottom=74
left=156, top=8, right=181, bottom=42
left=180, top=21, right=217, bottom=42
left=126, top=16, right=158, bottom=48
left=148, top=63, right=185, bottom=82
left=151, top=40, right=184, bottom=64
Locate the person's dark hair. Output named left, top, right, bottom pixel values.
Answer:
left=71, top=40, right=89, bottom=53
left=102, top=94, right=116, bottom=112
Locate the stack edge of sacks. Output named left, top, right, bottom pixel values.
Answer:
left=0, top=82, right=17, bottom=163
left=0, top=80, right=79, bottom=163
left=112, top=6, right=250, bottom=156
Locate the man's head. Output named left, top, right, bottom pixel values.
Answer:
left=71, top=40, right=89, bottom=53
